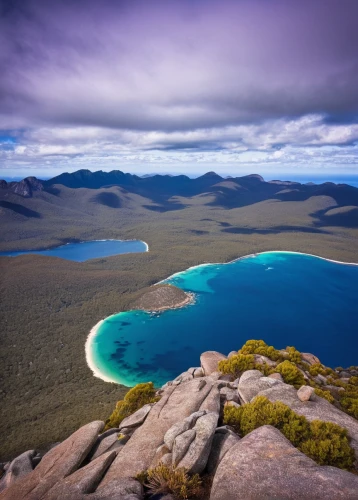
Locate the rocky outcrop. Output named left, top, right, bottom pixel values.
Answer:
left=206, top=426, right=240, bottom=474
left=210, top=425, right=358, bottom=500
left=200, top=351, right=227, bottom=375
left=0, top=421, right=104, bottom=500
left=100, top=376, right=219, bottom=483
left=238, top=369, right=282, bottom=403
left=132, top=284, right=193, bottom=312
left=1, top=346, right=358, bottom=500
left=0, top=451, right=36, bottom=493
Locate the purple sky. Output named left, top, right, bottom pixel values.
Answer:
left=1, top=0, right=358, bottom=178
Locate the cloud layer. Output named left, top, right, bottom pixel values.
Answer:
left=1, top=0, right=358, bottom=176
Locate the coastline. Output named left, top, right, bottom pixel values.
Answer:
left=85, top=319, right=122, bottom=384
left=86, top=250, right=358, bottom=385
left=146, top=291, right=196, bottom=313
left=157, top=249, right=358, bottom=284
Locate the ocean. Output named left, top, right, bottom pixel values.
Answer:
left=89, top=251, right=358, bottom=387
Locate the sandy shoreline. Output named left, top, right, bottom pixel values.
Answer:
left=157, top=249, right=358, bottom=283
left=85, top=319, right=121, bottom=384
left=86, top=250, right=358, bottom=384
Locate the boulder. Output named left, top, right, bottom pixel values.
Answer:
left=0, top=451, right=35, bottom=493
left=193, top=367, right=204, bottom=378
left=224, top=401, right=240, bottom=409
left=43, top=451, right=116, bottom=500
left=210, top=425, right=358, bottom=500
left=151, top=444, right=171, bottom=467
left=238, top=374, right=282, bottom=404
left=173, top=371, right=194, bottom=384
left=267, top=372, right=284, bottom=382
left=200, top=351, right=227, bottom=376
left=199, top=384, right=220, bottom=413
left=172, top=429, right=196, bottom=465
left=253, top=354, right=277, bottom=367
left=206, top=427, right=240, bottom=474
left=100, top=378, right=216, bottom=482
left=88, top=429, right=119, bottom=461
left=118, top=403, right=153, bottom=430
left=176, top=412, right=218, bottom=474
left=301, top=352, right=320, bottom=365
left=297, top=385, right=314, bottom=402
left=164, top=411, right=206, bottom=450
left=219, top=387, right=239, bottom=404
left=227, top=351, right=237, bottom=359
left=238, top=370, right=263, bottom=384
left=0, top=421, right=104, bottom=500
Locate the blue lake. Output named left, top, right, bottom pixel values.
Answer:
left=0, top=239, right=148, bottom=262
left=89, top=251, right=358, bottom=387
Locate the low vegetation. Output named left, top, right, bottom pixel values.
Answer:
left=275, top=360, right=306, bottom=388
left=104, top=382, right=159, bottom=431
left=314, top=388, right=335, bottom=403
left=137, top=464, right=203, bottom=500
left=224, top=395, right=355, bottom=470
left=218, top=353, right=256, bottom=377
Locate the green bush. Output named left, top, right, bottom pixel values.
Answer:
left=300, top=420, right=354, bottom=469
left=142, top=463, right=202, bottom=500
left=275, top=360, right=306, bottom=388
left=314, top=388, right=335, bottom=404
left=309, top=363, right=335, bottom=378
left=238, top=339, right=284, bottom=361
left=223, top=396, right=355, bottom=470
left=224, top=395, right=310, bottom=447
left=286, top=346, right=302, bottom=364
left=104, top=382, right=159, bottom=430
left=218, top=353, right=255, bottom=378
left=350, top=376, right=358, bottom=386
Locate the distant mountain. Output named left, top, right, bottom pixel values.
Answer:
left=1, top=169, right=358, bottom=226
left=0, top=177, right=43, bottom=198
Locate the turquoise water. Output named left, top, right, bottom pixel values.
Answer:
left=90, top=252, right=358, bottom=387
left=0, top=239, right=148, bottom=262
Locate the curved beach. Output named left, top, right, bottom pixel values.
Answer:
left=85, top=250, right=358, bottom=385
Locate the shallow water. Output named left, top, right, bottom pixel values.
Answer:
left=0, top=239, right=148, bottom=262
left=90, top=252, right=358, bottom=387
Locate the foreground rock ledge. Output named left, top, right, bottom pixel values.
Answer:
left=132, top=284, right=193, bottom=312
left=1, top=349, right=358, bottom=500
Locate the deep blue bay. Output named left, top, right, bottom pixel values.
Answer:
left=0, top=239, right=148, bottom=262
left=88, top=252, right=358, bottom=387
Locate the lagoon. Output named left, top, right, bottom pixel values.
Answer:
left=88, top=251, right=358, bottom=387
left=0, top=239, right=148, bottom=262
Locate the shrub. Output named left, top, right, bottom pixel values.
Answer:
left=238, top=339, right=283, bottom=361
left=218, top=353, right=255, bottom=378
left=144, top=463, right=202, bottom=500
left=223, top=396, right=355, bottom=470
left=309, top=363, right=335, bottom=378
left=314, top=388, right=335, bottom=404
left=104, top=382, right=159, bottom=430
left=286, top=346, right=302, bottom=364
left=276, top=360, right=306, bottom=388
left=340, top=395, right=358, bottom=419
left=350, top=376, right=358, bottom=386
left=224, top=395, right=310, bottom=447
left=300, top=420, right=355, bottom=469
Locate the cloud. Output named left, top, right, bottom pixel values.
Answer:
left=0, top=0, right=358, bottom=175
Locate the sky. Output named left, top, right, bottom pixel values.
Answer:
left=1, top=0, right=358, bottom=180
